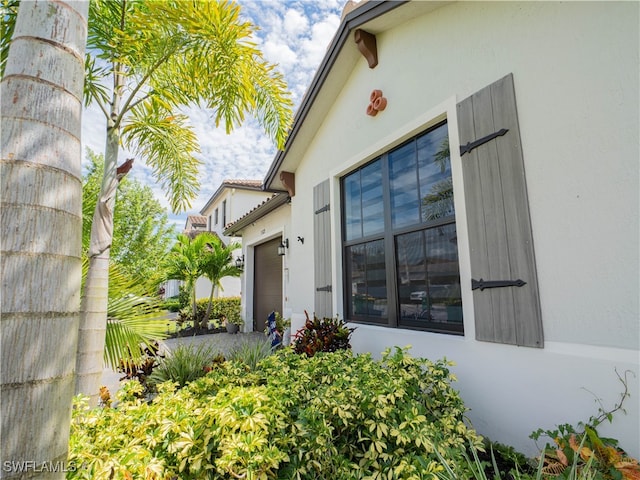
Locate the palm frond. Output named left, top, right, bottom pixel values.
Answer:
left=104, top=298, right=168, bottom=370
left=0, top=0, right=20, bottom=78
left=82, top=257, right=169, bottom=370
left=122, top=100, right=201, bottom=212
left=83, top=54, right=111, bottom=110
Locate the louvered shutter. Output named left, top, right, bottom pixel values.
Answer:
left=457, top=73, right=543, bottom=347
left=314, top=180, right=332, bottom=318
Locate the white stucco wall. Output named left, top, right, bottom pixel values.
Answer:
left=282, top=2, right=638, bottom=456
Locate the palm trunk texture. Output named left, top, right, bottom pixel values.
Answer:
left=0, top=1, right=88, bottom=478
left=75, top=126, right=120, bottom=404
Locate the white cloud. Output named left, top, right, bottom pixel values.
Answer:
left=299, top=14, right=341, bottom=69
left=262, top=40, right=297, bottom=69
left=283, top=8, right=309, bottom=39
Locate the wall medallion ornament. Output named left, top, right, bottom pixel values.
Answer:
left=366, top=89, right=387, bottom=116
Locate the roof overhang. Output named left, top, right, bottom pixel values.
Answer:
left=264, top=0, right=450, bottom=192
left=200, top=180, right=264, bottom=215
left=223, top=193, right=290, bottom=236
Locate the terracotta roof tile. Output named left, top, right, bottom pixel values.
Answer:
left=186, top=215, right=207, bottom=227
left=221, top=179, right=263, bottom=188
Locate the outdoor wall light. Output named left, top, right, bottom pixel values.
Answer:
left=235, top=255, right=245, bottom=270
left=277, top=239, right=289, bottom=256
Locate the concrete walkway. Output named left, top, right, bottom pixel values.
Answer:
left=100, top=331, right=267, bottom=396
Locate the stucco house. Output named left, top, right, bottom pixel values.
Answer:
left=225, top=1, right=639, bottom=456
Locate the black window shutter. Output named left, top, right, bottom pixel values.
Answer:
left=457, top=73, right=543, bottom=348
left=314, top=179, right=332, bottom=318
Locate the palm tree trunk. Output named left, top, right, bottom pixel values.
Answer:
left=75, top=125, right=120, bottom=403
left=204, top=284, right=216, bottom=329
left=191, top=282, right=199, bottom=329
left=0, top=1, right=88, bottom=477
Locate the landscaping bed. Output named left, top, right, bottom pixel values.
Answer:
left=70, top=347, right=482, bottom=479
left=76, top=315, right=638, bottom=480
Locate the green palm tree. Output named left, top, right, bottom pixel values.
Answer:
left=76, top=0, right=293, bottom=399
left=163, top=233, right=216, bottom=328
left=201, top=236, right=242, bottom=327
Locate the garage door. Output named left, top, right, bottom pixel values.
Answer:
left=253, top=237, right=283, bottom=332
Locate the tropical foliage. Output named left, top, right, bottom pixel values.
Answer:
left=84, top=0, right=292, bottom=208
left=68, top=342, right=638, bottom=480
left=69, top=347, right=481, bottom=479
left=292, top=311, right=355, bottom=356
left=85, top=259, right=168, bottom=371
left=227, top=337, right=274, bottom=371
left=200, top=236, right=242, bottom=322
left=76, top=0, right=293, bottom=399
left=148, top=343, right=223, bottom=389
left=164, top=233, right=242, bottom=330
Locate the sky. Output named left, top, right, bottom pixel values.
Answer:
left=81, top=0, right=347, bottom=230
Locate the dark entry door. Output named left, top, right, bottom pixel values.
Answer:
left=253, top=237, right=283, bottom=332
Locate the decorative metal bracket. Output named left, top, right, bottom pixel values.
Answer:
left=315, top=204, right=330, bottom=215
left=460, top=128, right=509, bottom=156
left=472, top=278, right=526, bottom=291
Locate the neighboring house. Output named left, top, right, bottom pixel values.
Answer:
left=184, top=214, right=208, bottom=234
left=225, top=1, right=639, bottom=456
left=194, top=180, right=273, bottom=300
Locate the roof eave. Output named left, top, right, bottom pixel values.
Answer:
left=223, top=193, right=290, bottom=237
left=199, top=180, right=264, bottom=215
left=263, top=0, right=410, bottom=192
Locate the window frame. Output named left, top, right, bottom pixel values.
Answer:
left=340, top=120, right=463, bottom=335
left=221, top=200, right=227, bottom=228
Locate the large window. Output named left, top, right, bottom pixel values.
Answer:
left=341, top=121, right=463, bottom=334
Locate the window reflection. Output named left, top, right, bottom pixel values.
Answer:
left=396, top=224, right=462, bottom=330
left=418, top=126, right=454, bottom=221
left=361, top=162, right=384, bottom=237
left=390, top=142, right=420, bottom=228
left=343, top=159, right=384, bottom=241
left=347, top=240, right=387, bottom=320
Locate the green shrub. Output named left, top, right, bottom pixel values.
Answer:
left=177, top=296, right=241, bottom=328
left=292, top=311, right=355, bottom=356
left=147, top=343, right=222, bottom=388
left=227, top=337, right=273, bottom=370
left=177, top=284, right=190, bottom=309
left=69, top=347, right=481, bottom=479
left=161, top=298, right=181, bottom=312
